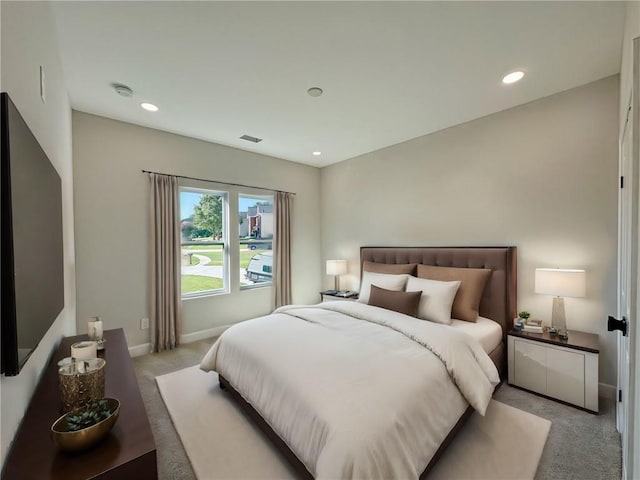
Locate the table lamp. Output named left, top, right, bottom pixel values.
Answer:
left=326, top=260, right=347, bottom=292
left=535, top=268, right=585, bottom=339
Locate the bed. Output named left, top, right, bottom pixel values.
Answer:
left=200, top=246, right=517, bottom=479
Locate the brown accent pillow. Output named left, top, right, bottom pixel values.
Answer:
left=416, top=265, right=492, bottom=322
left=363, top=261, right=417, bottom=275
left=368, top=285, right=421, bottom=318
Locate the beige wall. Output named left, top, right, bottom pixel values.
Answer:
left=0, top=1, right=76, bottom=465
left=321, top=76, right=619, bottom=387
left=620, top=1, right=640, bottom=131
left=72, top=112, right=321, bottom=348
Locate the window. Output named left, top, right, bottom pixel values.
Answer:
left=180, top=188, right=228, bottom=297
left=239, top=194, right=274, bottom=288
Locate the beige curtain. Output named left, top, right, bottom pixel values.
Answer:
left=273, top=191, right=292, bottom=308
left=149, top=173, right=182, bottom=352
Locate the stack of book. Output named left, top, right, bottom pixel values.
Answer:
left=523, top=319, right=543, bottom=333
left=334, top=291, right=358, bottom=298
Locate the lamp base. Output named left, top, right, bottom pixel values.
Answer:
left=551, top=296, right=568, bottom=338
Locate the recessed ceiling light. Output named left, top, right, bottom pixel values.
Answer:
left=312, top=151, right=322, bottom=156
left=502, top=71, right=525, bottom=84
left=307, top=87, right=323, bottom=97
left=140, top=102, right=159, bottom=112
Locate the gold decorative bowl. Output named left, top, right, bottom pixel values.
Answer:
left=51, top=398, right=120, bottom=452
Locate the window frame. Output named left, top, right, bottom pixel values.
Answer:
left=179, top=186, right=230, bottom=299
left=239, top=192, right=274, bottom=291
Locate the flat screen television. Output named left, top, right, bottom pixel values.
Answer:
left=1, top=92, right=64, bottom=376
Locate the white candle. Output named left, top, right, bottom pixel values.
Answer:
left=71, top=341, right=97, bottom=360
left=94, top=320, right=103, bottom=340
left=88, top=316, right=103, bottom=341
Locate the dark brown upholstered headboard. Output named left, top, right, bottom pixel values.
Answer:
left=360, top=247, right=517, bottom=343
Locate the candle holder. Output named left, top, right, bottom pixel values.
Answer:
left=58, top=358, right=106, bottom=413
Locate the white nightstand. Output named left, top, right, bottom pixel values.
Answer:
left=320, top=291, right=359, bottom=302
left=508, top=329, right=599, bottom=413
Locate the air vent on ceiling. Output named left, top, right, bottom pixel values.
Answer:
left=111, top=83, right=134, bottom=97
left=240, top=134, right=263, bottom=143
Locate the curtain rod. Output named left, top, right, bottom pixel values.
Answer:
left=141, top=169, right=296, bottom=195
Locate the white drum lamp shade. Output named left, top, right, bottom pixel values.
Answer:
left=535, top=268, right=586, bottom=298
left=535, top=268, right=585, bottom=337
left=326, top=260, right=347, bottom=291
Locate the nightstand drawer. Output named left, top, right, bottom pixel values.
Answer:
left=546, top=347, right=585, bottom=406
left=513, top=340, right=547, bottom=394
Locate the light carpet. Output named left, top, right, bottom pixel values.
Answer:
left=157, top=365, right=551, bottom=480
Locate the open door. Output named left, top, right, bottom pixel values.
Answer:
left=613, top=36, right=640, bottom=480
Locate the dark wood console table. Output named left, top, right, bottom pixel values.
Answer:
left=2, top=328, right=157, bottom=479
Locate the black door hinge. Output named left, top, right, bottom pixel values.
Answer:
left=619, top=389, right=622, bottom=402
left=621, top=176, right=624, bottom=189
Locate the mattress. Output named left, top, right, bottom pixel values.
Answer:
left=448, top=316, right=503, bottom=354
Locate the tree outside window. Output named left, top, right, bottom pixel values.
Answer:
left=180, top=189, right=227, bottom=296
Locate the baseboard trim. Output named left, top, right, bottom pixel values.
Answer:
left=129, top=342, right=152, bottom=358
left=127, top=325, right=230, bottom=358
left=599, top=382, right=616, bottom=400
left=180, top=324, right=232, bottom=344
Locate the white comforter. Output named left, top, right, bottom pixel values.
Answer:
left=200, top=302, right=499, bottom=480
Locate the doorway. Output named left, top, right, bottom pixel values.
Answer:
left=617, top=37, right=640, bottom=480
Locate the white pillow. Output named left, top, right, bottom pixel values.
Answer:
left=405, top=276, right=461, bottom=325
left=357, top=271, right=409, bottom=304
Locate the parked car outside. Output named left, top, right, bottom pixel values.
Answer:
left=246, top=252, right=272, bottom=282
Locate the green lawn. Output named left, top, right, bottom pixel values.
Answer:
left=197, top=252, right=223, bottom=266
left=181, top=254, right=200, bottom=266
left=182, top=243, right=270, bottom=253
left=183, top=249, right=268, bottom=267
left=183, top=244, right=223, bottom=251
left=181, top=275, right=224, bottom=294
left=181, top=249, right=269, bottom=293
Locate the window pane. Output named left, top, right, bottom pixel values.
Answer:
left=180, top=189, right=227, bottom=296
left=239, top=194, right=273, bottom=287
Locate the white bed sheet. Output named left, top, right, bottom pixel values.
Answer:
left=448, top=316, right=503, bottom=354
left=200, top=302, right=499, bottom=480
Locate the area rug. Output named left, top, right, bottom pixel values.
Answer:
left=157, top=366, right=551, bottom=480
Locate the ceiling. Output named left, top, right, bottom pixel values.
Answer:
left=51, top=1, right=625, bottom=167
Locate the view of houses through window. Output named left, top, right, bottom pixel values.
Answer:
left=180, top=188, right=273, bottom=296
left=239, top=194, right=273, bottom=287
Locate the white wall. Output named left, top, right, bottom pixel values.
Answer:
left=72, top=112, right=321, bottom=348
left=0, top=1, right=76, bottom=465
left=321, top=76, right=619, bottom=387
